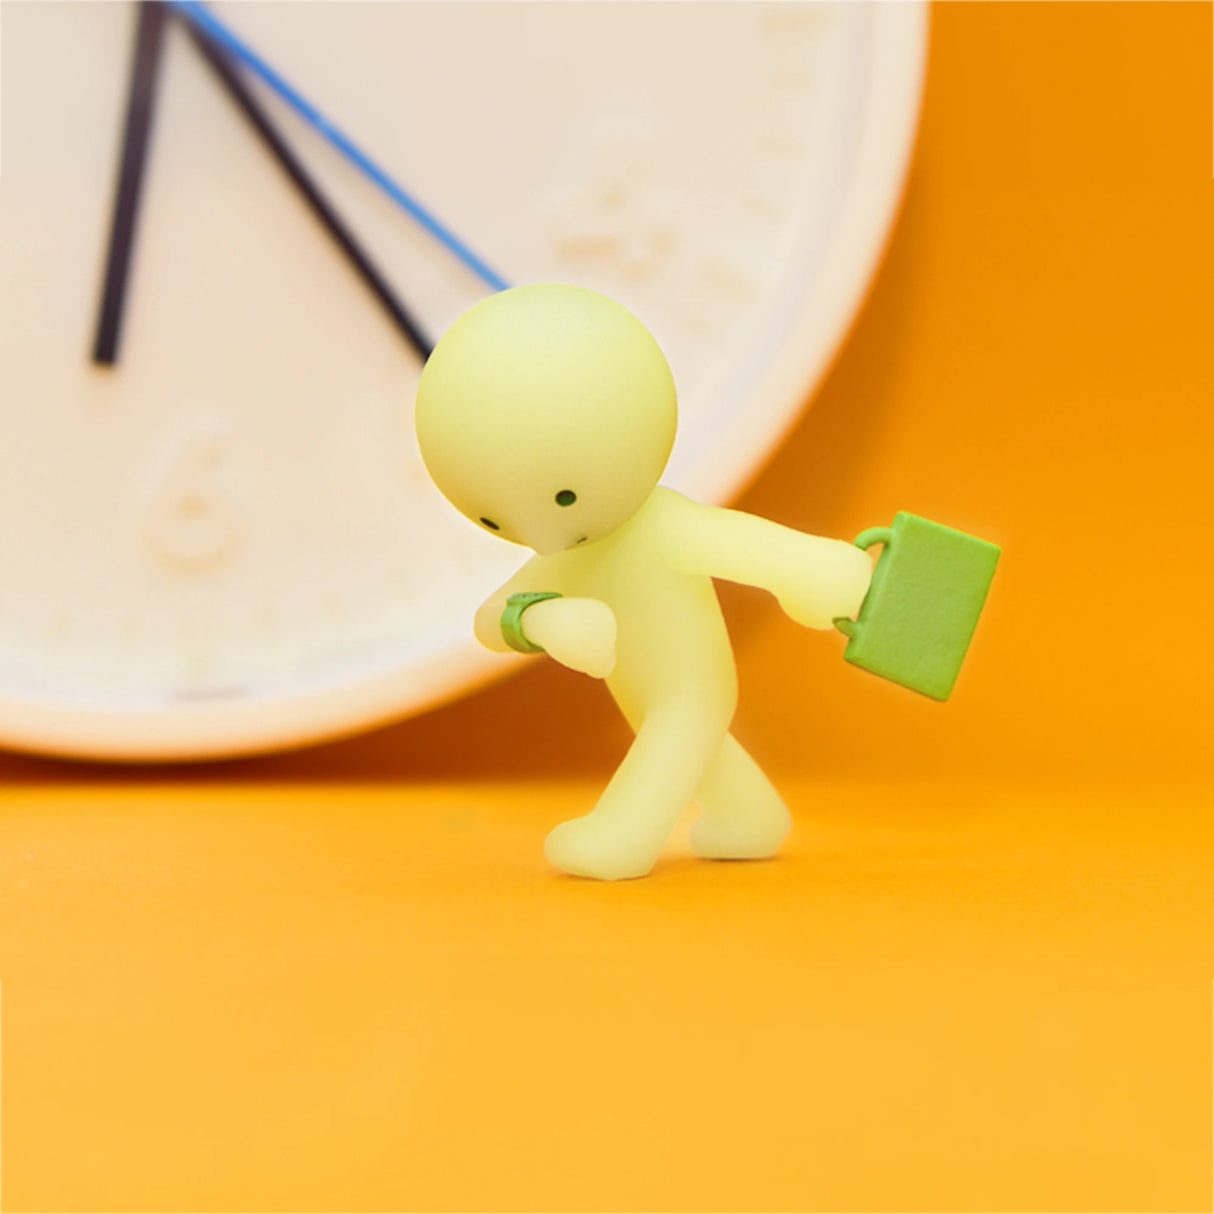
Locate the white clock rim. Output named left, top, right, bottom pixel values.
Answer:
left=0, top=1, right=929, bottom=763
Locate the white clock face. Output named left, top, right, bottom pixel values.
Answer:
left=0, top=1, right=926, bottom=760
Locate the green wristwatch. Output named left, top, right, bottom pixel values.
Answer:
left=500, top=591, right=562, bottom=655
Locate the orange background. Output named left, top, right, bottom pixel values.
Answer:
left=1, top=4, right=1213, bottom=1212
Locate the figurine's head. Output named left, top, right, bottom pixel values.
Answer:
left=415, top=284, right=677, bottom=556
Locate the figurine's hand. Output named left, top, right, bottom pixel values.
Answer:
left=777, top=540, right=874, bottom=630
left=521, top=597, right=617, bottom=679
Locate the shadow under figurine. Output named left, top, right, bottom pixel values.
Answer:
left=414, top=284, right=998, bottom=880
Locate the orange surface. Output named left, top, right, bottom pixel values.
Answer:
left=1, top=782, right=1212, bottom=1211
left=2, top=3, right=1213, bottom=1210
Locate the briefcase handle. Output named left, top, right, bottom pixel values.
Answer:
left=833, top=526, right=892, bottom=639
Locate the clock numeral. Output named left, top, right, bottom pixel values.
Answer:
left=145, top=423, right=244, bottom=571
left=742, top=193, right=788, bottom=221
left=671, top=255, right=763, bottom=339
left=551, top=123, right=676, bottom=278
left=760, top=4, right=833, bottom=36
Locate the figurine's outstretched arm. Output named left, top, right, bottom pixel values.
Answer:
left=661, top=491, right=872, bottom=630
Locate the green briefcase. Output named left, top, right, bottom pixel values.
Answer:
left=834, top=513, right=1001, bottom=701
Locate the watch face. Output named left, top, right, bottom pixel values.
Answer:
left=0, top=1, right=926, bottom=760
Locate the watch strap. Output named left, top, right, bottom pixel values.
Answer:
left=500, top=591, right=562, bottom=655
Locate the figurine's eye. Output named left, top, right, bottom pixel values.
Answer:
left=479, top=517, right=500, bottom=531
left=555, top=490, right=577, bottom=507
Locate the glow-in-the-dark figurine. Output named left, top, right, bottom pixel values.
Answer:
left=415, top=283, right=874, bottom=880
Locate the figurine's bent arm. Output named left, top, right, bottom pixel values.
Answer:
left=660, top=492, right=871, bottom=630
left=473, top=558, right=616, bottom=678
left=473, top=556, right=559, bottom=653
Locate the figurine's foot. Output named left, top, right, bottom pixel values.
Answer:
left=545, top=696, right=733, bottom=880
left=544, top=813, right=664, bottom=881
left=689, top=801, right=791, bottom=860
left=690, top=733, right=792, bottom=861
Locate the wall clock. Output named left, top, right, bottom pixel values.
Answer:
left=0, top=1, right=927, bottom=760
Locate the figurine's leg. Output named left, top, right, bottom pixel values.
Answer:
left=544, top=700, right=729, bottom=880
left=689, top=734, right=792, bottom=860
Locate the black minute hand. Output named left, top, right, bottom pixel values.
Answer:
left=180, top=13, right=433, bottom=360
left=93, top=0, right=169, bottom=365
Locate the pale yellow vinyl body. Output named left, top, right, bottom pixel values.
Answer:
left=415, top=285, right=872, bottom=880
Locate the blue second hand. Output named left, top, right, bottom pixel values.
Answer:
left=171, top=1, right=510, bottom=293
